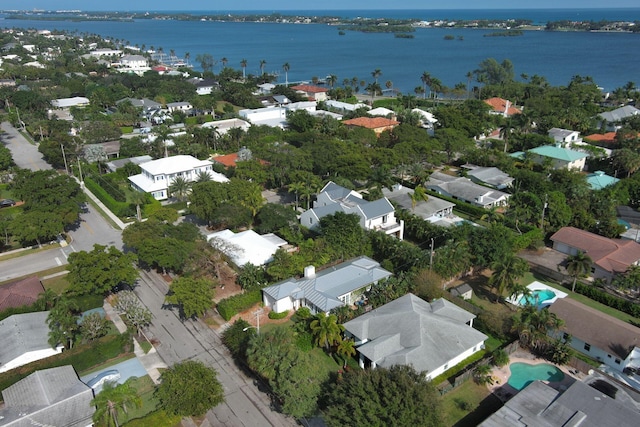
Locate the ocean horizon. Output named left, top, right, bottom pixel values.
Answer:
left=2, top=8, right=640, bottom=93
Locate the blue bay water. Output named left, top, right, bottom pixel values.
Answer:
left=2, top=8, right=640, bottom=93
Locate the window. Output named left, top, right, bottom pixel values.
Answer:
left=443, top=364, right=448, bottom=370
left=607, top=354, right=612, bottom=358
left=584, top=343, right=591, bottom=352
left=615, top=358, right=621, bottom=364
left=382, top=215, right=388, bottom=223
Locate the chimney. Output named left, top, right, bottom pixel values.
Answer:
left=304, top=265, right=316, bottom=278
left=503, top=100, right=510, bottom=118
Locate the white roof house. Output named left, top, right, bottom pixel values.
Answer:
left=128, top=155, right=228, bottom=200
left=51, top=96, right=90, bottom=109
left=262, top=256, right=392, bottom=314
left=368, top=107, right=396, bottom=118
left=0, top=311, right=64, bottom=373
left=412, top=108, right=438, bottom=128
left=0, top=365, right=95, bottom=427
left=343, top=293, right=487, bottom=380
left=201, top=118, right=251, bottom=135
left=118, top=54, right=150, bottom=75
left=239, top=101, right=318, bottom=128
left=206, top=229, right=288, bottom=267
left=300, top=181, right=404, bottom=239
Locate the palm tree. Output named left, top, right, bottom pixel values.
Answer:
left=410, top=186, right=428, bottom=211
left=371, top=68, right=382, bottom=84
left=47, top=296, right=80, bottom=349
left=512, top=306, right=564, bottom=351
left=168, top=176, right=191, bottom=202
left=129, top=190, right=147, bottom=222
left=336, top=338, right=356, bottom=368
left=480, top=206, right=505, bottom=224
left=414, top=86, right=425, bottom=98
left=385, top=80, right=393, bottom=94
left=366, top=82, right=382, bottom=104
left=287, top=181, right=306, bottom=210
left=420, top=71, right=431, bottom=99
left=221, top=57, right=228, bottom=68
left=91, top=380, right=142, bottom=427
left=282, top=62, right=290, bottom=86
left=466, top=71, right=474, bottom=99
left=259, top=59, right=267, bottom=76
left=327, top=74, right=338, bottom=89
left=565, top=251, right=592, bottom=292
left=240, top=58, right=247, bottom=79
left=195, top=170, right=212, bottom=183
left=488, top=254, right=529, bottom=302
left=310, top=312, right=344, bottom=350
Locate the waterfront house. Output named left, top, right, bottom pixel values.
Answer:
left=0, top=365, right=95, bottom=427
left=550, top=226, right=640, bottom=283
left=425, top=171, right=510, bottom=209
left=549, top=297, right=640, bottom=373
left=342, top=116, right=400, bottom=136
left=128, top=155, right=228, bottom=200
left=343, top=293, right=487, bottom=380
left=290, top=84, right=328, bottom=101
left=484, top=97, right=521, bottom=117
left=368, top=107, right=396, bottom=119
left=0, top=311, right=64, bottom=373
left=118, top=54, right=150, bottom=75
left=525, top=145, right=588, bottom=171
left=598, top=105, right=640, bottom=131
left=262, top=256, right=392, bottom=314
left=300, top=181, right=404, bottom=239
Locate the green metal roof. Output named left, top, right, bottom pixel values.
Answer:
left=528, top=145, right=588, bottom=162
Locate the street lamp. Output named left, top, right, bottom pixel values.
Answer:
left=243, top=308, right=263, bottom=334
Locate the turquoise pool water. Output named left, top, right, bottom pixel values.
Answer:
left=508, top=362, right=565, bottom=391
left=518, top=289, right=556, bottom=306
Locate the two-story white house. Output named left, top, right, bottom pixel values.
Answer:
left=128, top=155, right=228, bottom=200
left=300, top=182, right=404, bottom=239
left=118, top=54, right=150, bottom=75
left=166, top=101, right=193, bottom=113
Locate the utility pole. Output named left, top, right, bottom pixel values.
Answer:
left=429, top=238, right=435, bottom=270
left=60, top=144, right=69, bottom=174
left=540, top=194, right=548, bottom=232
left=77, top=158, right=84, bottom=186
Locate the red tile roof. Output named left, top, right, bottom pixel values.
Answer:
left=342, top=117, right=400, bottom=129
left=290, top=84, right=328, bottom=93
left=551, top=226, right=640, bottom=274
left=584, top=132, right=617, bottom=144
left=212, top=153, right=239, bottom=167
left=0, top=276, right=44, bottom=311
left=484, top=97, right=522, bottom=116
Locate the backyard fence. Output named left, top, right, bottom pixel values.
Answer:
left=443, top=292, right=482, bottom=315
left=567, top=356, right=595, bottom=374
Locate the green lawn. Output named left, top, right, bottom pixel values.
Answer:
left=79, top=353, right=137, bottom=377
left=441, top=380, right=501, bottom=426
left=118, top=375, right=160, bottom=425
left=520, top=272, right=640, bottom=324
left=41, top=271, right=70, bottom=294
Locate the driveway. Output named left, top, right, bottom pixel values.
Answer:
left=0, top=122, right=51, bottom=171
left=81, top=357, right=148, bottom=394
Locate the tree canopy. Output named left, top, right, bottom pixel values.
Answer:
left=164, top=276, right=214, bottom=318
left=67, top=244, right=138, bottom=295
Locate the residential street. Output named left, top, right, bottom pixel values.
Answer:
left=135, top=270, right=297, bottom=427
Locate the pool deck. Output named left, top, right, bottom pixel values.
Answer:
left=488, top=349, right=583, bottom=402
left=506, top=281, right=568, bottom=308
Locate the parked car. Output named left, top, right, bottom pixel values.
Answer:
left=0, top=199, right=16, bottom=208
left=86, top=369, right=120, bottom=389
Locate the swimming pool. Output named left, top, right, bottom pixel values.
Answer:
left=508, top=362, right=565, bottom=391
left=518, top=289, right=556, bottom=307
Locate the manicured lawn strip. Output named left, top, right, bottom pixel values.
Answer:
left=41, top=271, right=69, bottom=294
left=140, top=340, right=152, bottom=353
left=521, top=272, right=640, bottom=324
left=118, top=375, right=160, bottom=424
left=441, top=380, right=501, bottom=427
left=123, top=410, right=181, bottom=427
left=0, top=266, right=68, bottom=285
left=308, top=347, right=341, bottom=375
left=78, top=353, right=137, bottom=377
left=0, top=241, right=62, bottom=261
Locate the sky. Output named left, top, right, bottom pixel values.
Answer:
left=3, top=1, right=640, bottom=12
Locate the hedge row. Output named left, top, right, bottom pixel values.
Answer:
left=85, top=176, right=133, bottom=218
left=573, top=282, right=640, bottom=318
left=216, top=289, right=262, bottom=321
left=268, top=310, right=289, bottom=320
left=0, top=333, right=132, bottom=394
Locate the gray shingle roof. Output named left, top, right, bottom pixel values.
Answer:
left=0, top=311, right=53, bottom=370
left=0, top=365, right=95, bottom=427
left=599, top=105, right=640, bottom=123
left=426, top=172, right=510, bottom=207
left=344, top=294, right=487, bottom=375
left=263, top=256, right=392, bottom=312
left=465, top=167, right=514, bottom=189
left=383, top=185, right=455, bottom=219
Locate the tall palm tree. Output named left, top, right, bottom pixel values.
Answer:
left=366, top=82, right=381, bottom=104
left=336, top=338, right=356, bottom=368
left=371, top=68, right=382, bottom=84
left=310, top=312, right=344, bottom=350
left=512, top=306, right=564, bottom=351
left=259, top=59, right=267, bottom=76
left=91, top=380, right=142, bottom=427
left=195, top=170, right=212, bottom=183
left=129, top=190, right=147, bottom=222
left=287, top=181, right=306, bottom=210
left=327, top=74, right=338, bottom=89
left=221, top=57, right=228, bottom=68
left=480, top=206, right=505, bottom=224
left=168, top=176, right=191, bottom=202
left=240, top=58, right=247, bottom=79
left=282, top=62, right=290, bottom=86
left=488, top=254, right=529, bottom=302
left=565, top=251, right=592, bottom=292
left=420, top=71, right=432, bottom=99
left=410, top=186, right=429, bottom=211
left=466, top=71, right=474, bottom=99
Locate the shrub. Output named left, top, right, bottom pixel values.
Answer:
left=295, top=332, right=313, bottom=351
left=492, top=349, right=509, bottom=367
left=268, top=310, right=289, bottom=320
left=84, top=177, right=132, bottom=217
left=216, top=289, right=262, bottom=321
left=572, top=281, right=640, bottom=318
left=424, top=189, right=486, bottom=218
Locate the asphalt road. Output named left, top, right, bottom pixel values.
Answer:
left=1, top=121, right=51, bottom=171
left=135, top=270, right=297, bottom=427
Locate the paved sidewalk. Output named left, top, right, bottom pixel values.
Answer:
left=80, top=182, right=130, bottom=230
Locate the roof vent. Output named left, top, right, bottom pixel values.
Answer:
left=304, top=265, right=316, bottom=278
